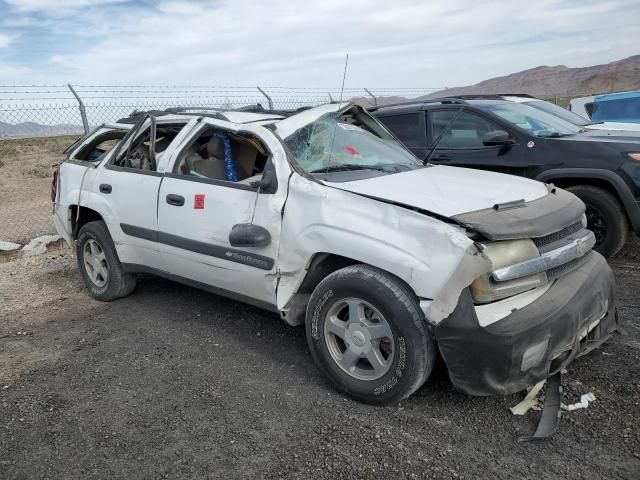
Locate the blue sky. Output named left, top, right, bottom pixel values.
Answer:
left=0, top=0, right=639, bottom=87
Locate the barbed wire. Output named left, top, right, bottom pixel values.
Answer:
left=0, top=85, right=597, bottom=139
left=0, top=84, right=605, bottom=244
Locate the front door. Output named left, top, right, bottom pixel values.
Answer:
left=426, top=108, right=526, bottom=176
left=156, top=120, right=288, bottom=306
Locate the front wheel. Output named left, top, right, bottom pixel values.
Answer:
left=306, top=264, right=436, bottom=404
left=567, top=185, right=628, bottom=258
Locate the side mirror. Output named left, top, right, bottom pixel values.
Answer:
left=483, top=130, right=514, bottom=146
left=229, top=223, right=271, bottom=248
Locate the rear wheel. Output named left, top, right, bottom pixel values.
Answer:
left=76, top=221, right=137, bottom=301
left=567, top=185, right=627, bottom=258
left=306, top=264, right=436, bottom=404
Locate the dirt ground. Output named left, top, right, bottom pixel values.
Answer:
left=0, top=242, right=638, bottom=479
left=0, top=136, right=77, bottom=243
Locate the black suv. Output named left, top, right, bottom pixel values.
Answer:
left=371, top=97, right=640, bottom=257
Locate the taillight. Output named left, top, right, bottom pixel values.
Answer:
left=51, top=169, right=58, bottom=202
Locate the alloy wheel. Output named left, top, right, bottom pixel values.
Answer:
left=83, top=239, right=109, bottom=288
left=323, top=297, right=395, bottom=381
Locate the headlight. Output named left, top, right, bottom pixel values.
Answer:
left=627, top=153, right=640, bottom=161
left=580, top=213, right=587, bottom=228
left=471, top=239, right=547, bottom=304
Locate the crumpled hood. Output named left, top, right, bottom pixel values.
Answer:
left=326, top=165, right=549, bottom=217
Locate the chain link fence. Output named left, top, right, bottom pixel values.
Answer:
left=0, top=85, right=591, bottom=245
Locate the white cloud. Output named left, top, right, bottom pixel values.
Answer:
left=4, top=0, right=640, bottom=86
left=0, top=32, right=14, bottom=48
left=0, top=63, right=29, bottom=78
left=4, top=0, right=126, bottom=12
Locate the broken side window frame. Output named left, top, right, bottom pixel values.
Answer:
left=70, top=129, right=128, bottom=163
left=166, top=120, right=277, bottom=194
left=108, top=114, right=158, bottom=172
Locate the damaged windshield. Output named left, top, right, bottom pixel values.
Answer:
left=284, top=112, right=423, bottom=177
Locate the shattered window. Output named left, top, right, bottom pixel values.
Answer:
left=111, top=123, right=186, bottom=171
left=73, top=131, right=126, bottom=162
left=284, top=113, right=422, bottom=176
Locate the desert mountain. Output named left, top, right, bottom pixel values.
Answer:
left=425, top=54, right=640, bottom=99
left=351, top=54, right=640, bottom=106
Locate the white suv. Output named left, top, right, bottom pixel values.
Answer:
left=52, top=103, right=618, bottom=404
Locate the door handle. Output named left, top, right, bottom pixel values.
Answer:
left=166, top=194, right=185, bottom=206
left=99, top=184, right=112, bottom=194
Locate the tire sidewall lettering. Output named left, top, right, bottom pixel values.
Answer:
left=374, top=336, right=406, bottom=396
left=311, top=289, right=333, bottom=340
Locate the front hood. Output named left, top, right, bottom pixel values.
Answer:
left=563, top=129, right=640, bottom=144
left=587, top=122, right=640, bottom=133
left=326, top=165, right=549, bottom=217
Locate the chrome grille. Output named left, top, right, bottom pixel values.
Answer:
left=492, top=230, right=595, bottom=282
left=533, top=221, right=583, bottom=251
left=545, top=252, right=591, bottom=281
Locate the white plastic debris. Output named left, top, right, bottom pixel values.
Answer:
left=21, top=234, right=61, bottom=256
left=562, top=392, right=596, bottom=411
left=0, top=240, right=22, bottom=252
left=510, top=379, right=546, bottom=415
left=31, top=234, right=62, bottom=244
left=21, top=240, right=47, bottom=256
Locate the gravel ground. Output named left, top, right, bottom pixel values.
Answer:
left=0, top=246, right=639, bottom=479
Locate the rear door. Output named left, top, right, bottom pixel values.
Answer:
left=87, top=116, right=166, bottom=270
left=426, top=108, right=526, bottom=176
left=155, top=118, right=289, bottom=306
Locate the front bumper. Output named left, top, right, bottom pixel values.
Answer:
left=435, top=252, right=618, bottom=396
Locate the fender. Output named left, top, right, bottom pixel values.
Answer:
left=275, top=175, right=491, bottom=324
left=536, top=168, right=640, bottom=234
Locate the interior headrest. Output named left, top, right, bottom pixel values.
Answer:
left=207, top=136, right=224, bottom=158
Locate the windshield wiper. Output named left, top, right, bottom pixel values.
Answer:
left=310, top=164, right=393, bottom=173
left=538, top=132, right=575, bottom=138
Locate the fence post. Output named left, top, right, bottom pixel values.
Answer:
left=364, top=88, right=377, bottom=106
left=68, top=84, right=89, bottom=134
left=256, top=86, right=274, bottom=110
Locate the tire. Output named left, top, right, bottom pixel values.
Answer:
left=567, top=185, right=628, bottom=258
left=76, top=220, right=137, bottom=301
left=305, top=264, right=436, bottom=405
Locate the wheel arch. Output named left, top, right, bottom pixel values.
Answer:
left=296, top=253, right=361, bottom=294
left=536, top=168, right=640, bottom=233
left=69, top=205, right=105, bottom=239
left=278, top=251, right=459, bottom=328
left=278, top=253, right=364, bottom=327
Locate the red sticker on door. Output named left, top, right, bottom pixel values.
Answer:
left=194, top=194, right=205, bottom=209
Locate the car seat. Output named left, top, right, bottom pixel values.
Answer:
left=192, top=136, right=228, bottom=180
